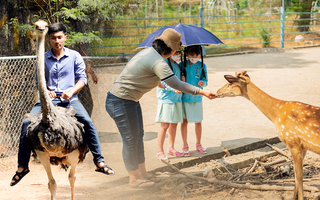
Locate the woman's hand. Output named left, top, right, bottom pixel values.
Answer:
left=198, top=89, right=219, bottom=100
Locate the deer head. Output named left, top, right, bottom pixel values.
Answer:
left=217, top=71, right=250, bottom=98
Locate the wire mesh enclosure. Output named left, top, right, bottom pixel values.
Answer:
left=0, top=56, right=126, bottom=170
left=0, top=56, right=37, bottom=169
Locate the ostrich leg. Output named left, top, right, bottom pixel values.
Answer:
left=67, top=150, right=80, bottom=200
left=36, top=150, right=57, bottom=200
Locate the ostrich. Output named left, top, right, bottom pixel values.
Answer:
left=25, top=20, right=88, bottom=200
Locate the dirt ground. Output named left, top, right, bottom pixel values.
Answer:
left=2, top=46, right=320, bottom=199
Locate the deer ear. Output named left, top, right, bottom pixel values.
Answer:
left=224, top=75, right=239, bottom=83
left=241, top=70, right=247, bottom=76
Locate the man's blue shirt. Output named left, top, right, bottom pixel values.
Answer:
left=37, top=47, right=87, bottom=102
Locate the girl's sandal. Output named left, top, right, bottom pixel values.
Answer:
left=156, top=152, right=169, bottom=162
left=167, top=148, right=182, bottom=157
left=182, top=146, right=191, bottom=157
left=196, top=144, right=207, bottom=154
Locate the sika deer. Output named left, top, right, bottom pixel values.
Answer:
left=217, top=71, right=320, bottom=200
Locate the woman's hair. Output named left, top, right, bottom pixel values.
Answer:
left=48, top=23, right=67, bottom=36
left=152, top=39, right=172, bottom=56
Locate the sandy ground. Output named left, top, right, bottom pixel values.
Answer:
left=2, top=46, right=320, bottom=199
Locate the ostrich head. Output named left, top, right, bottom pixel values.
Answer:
left=34, top=20, right=48, bottom=37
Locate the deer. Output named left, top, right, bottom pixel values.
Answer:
left=217, top=71, right=320, bottom=200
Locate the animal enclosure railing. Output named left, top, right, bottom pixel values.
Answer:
left=88, top=11, right=320, bottom=57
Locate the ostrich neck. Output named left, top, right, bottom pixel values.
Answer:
left=244, top=82, right=282, bottom=123
left=37, top=33, right=53, bottom=124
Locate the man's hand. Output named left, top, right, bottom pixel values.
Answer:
left=61, top=91, right=73, bottom=101
left=48, top=91, right=56, bottom=98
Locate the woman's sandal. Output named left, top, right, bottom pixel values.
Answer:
left=196, top=144, right=207, bottom=154
left=156, top=152, right=169, bottom=162
left=182, top=146, right=191, bottom=157
left=10, top=168, right=30, bottom=186
left=167, top=147, right=182, bottom=157
left=146, top=174, right=161, bottom=183
left=130, top=180, right=154, bottom=188
left=95, top=163, right=115, bottom=175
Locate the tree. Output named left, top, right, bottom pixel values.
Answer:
left=0, top=0, right=135, bottom=56
left=287, top=0, right=314, bottom=32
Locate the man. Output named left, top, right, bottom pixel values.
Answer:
left=10, top=22, right=114, bottom=186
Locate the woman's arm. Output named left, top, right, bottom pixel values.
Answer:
left=163, top=75, right=218, bottom=99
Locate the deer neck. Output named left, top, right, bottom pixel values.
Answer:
left=37, top=33, right=53, bottom=125
left=244, top=81, right=281, bottom=122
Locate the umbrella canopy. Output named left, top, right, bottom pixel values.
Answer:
left=137, top=23, right=224, bottom=49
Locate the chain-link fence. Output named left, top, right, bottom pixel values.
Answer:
left=0, top=56, right=132, bottom=171
left=0, top=56, right=37, bottom=170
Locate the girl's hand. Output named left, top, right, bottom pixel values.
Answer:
left=198, top=80, right=204, bottom=87
left=158, top=83, right=166, bottom=89
left=174, top=89, right=182, bottom=94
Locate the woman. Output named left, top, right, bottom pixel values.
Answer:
left=105, top=28, right=218, bottom=188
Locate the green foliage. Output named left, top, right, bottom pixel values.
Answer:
left=66, top=31, right=101, bottom=46
left=58, top=7, right=89, bottom=22
left=165, top=4, right=175, bottom=12
left=259, top=28, right=270, bottom=48
left=237, top=0, right=248, bottom=10
left=8, top=18, right=33, bottom=37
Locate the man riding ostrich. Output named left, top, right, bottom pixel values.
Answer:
left=10, top=21, right=114, bottom=195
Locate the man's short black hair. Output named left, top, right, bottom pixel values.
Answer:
left=152, top=39, right=172, bottom=56
left=48, top=23, right=67, bottom=36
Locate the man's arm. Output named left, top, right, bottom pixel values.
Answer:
left=61, top=80, right=85, bottom=101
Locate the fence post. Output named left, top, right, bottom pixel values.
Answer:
left=280, top=6, right=285, bottom=48
left=200, top=0, right=206, bottom=55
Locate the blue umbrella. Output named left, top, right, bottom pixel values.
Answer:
left=137, top=23, right=224, bottom=48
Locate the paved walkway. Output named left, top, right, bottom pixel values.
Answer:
left=2, top=46, right=320, bottom=199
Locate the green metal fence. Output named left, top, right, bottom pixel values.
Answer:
left=88, top=11, right=320, bottom=57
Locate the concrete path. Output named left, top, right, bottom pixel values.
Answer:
left=2, top=46, right=320, bottom=200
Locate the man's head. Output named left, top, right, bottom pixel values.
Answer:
left=48, top=23, right=67, bottom=52
left=48, top=23, right=67, bottom=36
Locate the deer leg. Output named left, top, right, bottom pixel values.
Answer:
left=67, top=150, right=80, bottom=200
left=288, top=147, right=305, bottom=200
left=36, top=150, right=57, bottom=200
